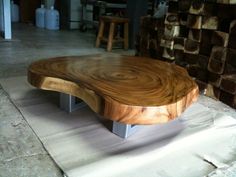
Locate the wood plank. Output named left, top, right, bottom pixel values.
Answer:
left=27, top=54, right=199, bottom=125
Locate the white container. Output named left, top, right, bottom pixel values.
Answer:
left=36, top=4, right=46, bottom=28
left=45, top=6, right=59, bottom=30
left=11, top=1, right=19, bottom=22
left=153, top=1, right=167, bottom=19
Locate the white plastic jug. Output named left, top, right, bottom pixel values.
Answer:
left=45, top=6, right=59, bottom=30
left=153, top=1, right=168, bottom=19
left=11, top=1, right=19, bottom=22
left=36, top=4, right=46, bottom=28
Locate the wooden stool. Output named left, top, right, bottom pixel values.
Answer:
left=96, top=16, right=129, bottom=52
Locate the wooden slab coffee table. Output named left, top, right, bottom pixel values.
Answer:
left=28, top=54, right=199, bottom=137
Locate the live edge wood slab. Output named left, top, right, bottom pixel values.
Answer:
left=28, top=54, right=199, bottom=125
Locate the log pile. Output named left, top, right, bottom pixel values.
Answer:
left=136, top=1, right=236, bottom=109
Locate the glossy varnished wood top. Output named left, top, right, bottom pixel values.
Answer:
left=28, top=54, right=199, bottom=124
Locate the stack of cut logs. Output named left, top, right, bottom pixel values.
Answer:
left=136, top=0, right=236, bottom=109
left=136, top=16, right=165, bottom=59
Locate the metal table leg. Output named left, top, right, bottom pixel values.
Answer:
left=60, top=93, right=139, bottom=138
left=112, top=121, right=139, bottom=138
left=60, top=93, right=87, bottom=113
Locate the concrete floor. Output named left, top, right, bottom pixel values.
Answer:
left=0, top=23, right=134, bottom=177
left=0, top=23, right=235, bottom=177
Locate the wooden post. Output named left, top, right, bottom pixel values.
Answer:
left=220, top=74, right=236, bottom=94
left=162, top=48, right=175, bottom=60
left=96, top=20, right=105, bottom=48
left=189, top=1, right=216, bottom=16
left=189, top=1, right=205, bottom=15
left=200, top=30, right=213, bottom=56
left=208, top=46, right=227, bottom=74
left=220, top=91, right=236, bottom=109
left=178, top=0, right=191, bottom=13
left=184, top=39, right=200, bottom=54
left=164, top=25, right=180, bottom=37
left=211, top=31, right=229, bottom=47
left=179, top=13, right=188, bottom=26
left=174, top=37, right=185, bottom=50
left=165, top=13, right=180, bottom=26
left=198, top=55, right=209, bottom=69
left=202, top=16, right=218, bottom=30
left=107, top=22, right=115, bottom=52
left=205, top=84, right=221, bottom=100
left=124, top=22, right=129, bottom=50
left=227, top=48, right=236, bottom=67
left=185, top=53, right=199, bottom=64
left=208, top=72, right=222, bottom=87
left=187, top=14, right=202, bottom=29
left=228, top=33, right=236, bottom=49
left=175, top=50, right=187, bottom=67
left=188, top=29, right=202, bottom=42
left=160, top=37, right=174, bottom=49
left=217, top=0, right=236, bottom=4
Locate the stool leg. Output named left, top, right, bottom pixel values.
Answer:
left=107, top=22, right=115, bottom=52
left=96, top=20, right=105, bottom=48
left=124, top=22, right=129, bottom=50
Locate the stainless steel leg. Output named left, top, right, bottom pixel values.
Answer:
left=112, top=121, right=139, bottom=138
left=60, top=93, right=86, bottom=113
left=60, top=93, right=139, bottom=138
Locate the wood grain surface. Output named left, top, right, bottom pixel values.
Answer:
left=28, top=54, right=199, bottom=125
